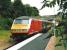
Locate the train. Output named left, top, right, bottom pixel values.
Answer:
left=11, top=16, right=51, bottom=42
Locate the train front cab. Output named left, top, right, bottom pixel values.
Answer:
left=11, top=18, right=42, bottom=42
left=11, top=18, right=32, bottom=41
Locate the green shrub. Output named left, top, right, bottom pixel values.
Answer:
left=0, top=17, right=13, bottom=30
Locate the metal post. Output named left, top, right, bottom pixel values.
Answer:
left=54, top=6, right=56, bottom=36
left=52, top=20, right=55, bottom=36
left=54, top=25, right=55, bottom=36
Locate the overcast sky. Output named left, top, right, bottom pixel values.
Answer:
left=11, top=0, right=59, bottom=16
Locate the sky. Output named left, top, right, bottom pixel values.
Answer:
left=11, top=0, right=59, bottom=16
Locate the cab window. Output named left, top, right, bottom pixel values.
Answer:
left=14, top=19, right=29, bottom=24
left=22, top=20, right=29, bottom=24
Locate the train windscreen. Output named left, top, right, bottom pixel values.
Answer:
left=14, top=19, right=29, bottom=24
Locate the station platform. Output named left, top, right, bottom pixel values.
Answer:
left=7, top=33, right=50, bottom=50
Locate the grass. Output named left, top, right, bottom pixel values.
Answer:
left=0, top=30, right=11, bottom=41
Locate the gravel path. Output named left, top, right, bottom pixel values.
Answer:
left=45, top=36, right=56, bottom=50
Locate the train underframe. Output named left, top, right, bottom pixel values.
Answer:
left=11, top=27, right=51, bottom=43
left=10, top=32, right=38, bottom=43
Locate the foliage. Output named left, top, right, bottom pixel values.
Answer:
left=42, top=0, right=67, bottom=34
left=24, top=4, right=39, bottom=16
left=0, top=17, right=12, bottom=30
left=0, top=0, right=39, bottom=18
left=13, top=0, right=25, bottom=17
left=0, top=0, right=11, bottom=17
left=41, top=0, right=67, bottom=49
left=11, top=0, right=39, bottom=18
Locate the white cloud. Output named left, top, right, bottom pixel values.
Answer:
left=39, top=5, right=59, bottom=16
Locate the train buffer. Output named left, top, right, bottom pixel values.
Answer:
left=7, top=33, right=50, bottom=50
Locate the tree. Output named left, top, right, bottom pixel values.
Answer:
left=41, top=0, right=67, bottom=34
left=0, top=0, right=11, bottom=17
left=32, top=7, right=39, bottom=16
left=13, top=0, right=25, bottom=18
left=41, top=0, right=67, bottom=48
left=0, top=0, right=39, bottom=18
left=24, top=4, right=39, bottom=16
left=12, top=1, right=39, bottom=18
